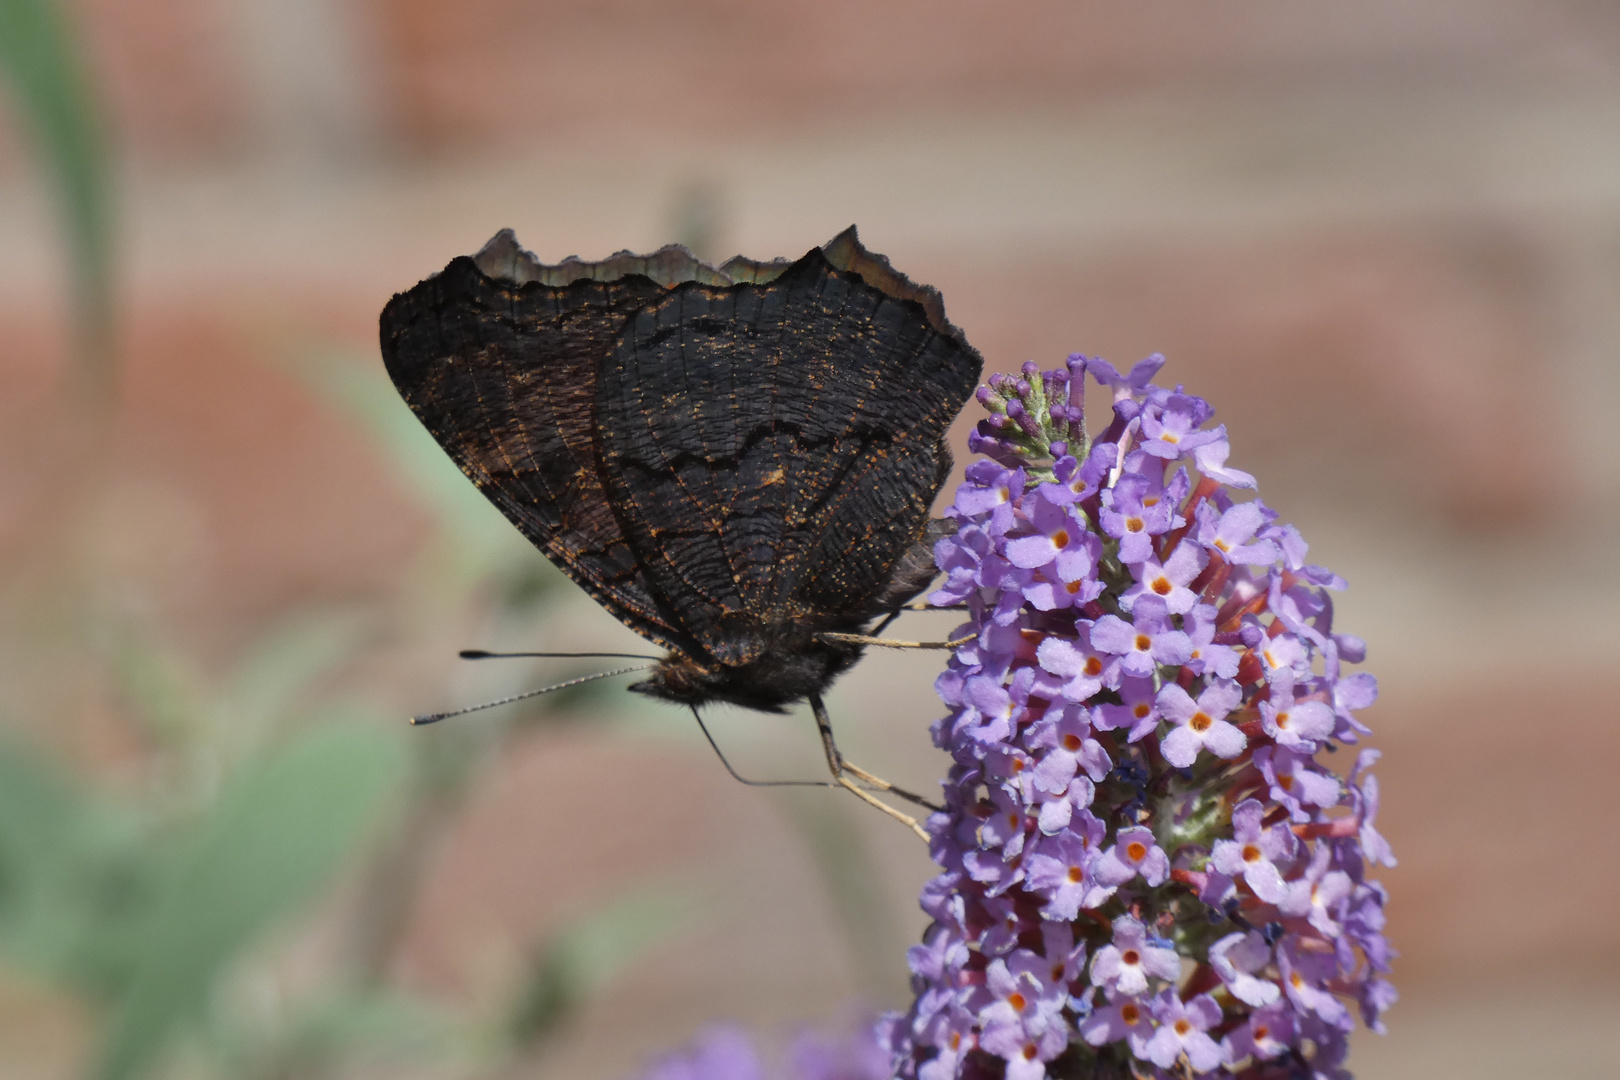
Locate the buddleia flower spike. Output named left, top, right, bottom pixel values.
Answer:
left=882, top=354, right=1395, bottom=1080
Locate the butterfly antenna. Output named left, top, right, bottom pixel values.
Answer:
left=459, top=649, right=662, bottom=661
left=688, top=707, right=833, bottom=790
left=410, top=665, right=650, bottom=725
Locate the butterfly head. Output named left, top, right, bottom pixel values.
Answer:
left=628, top=632, right=865, bottom=714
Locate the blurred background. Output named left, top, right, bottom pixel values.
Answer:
left=2, top=2, right=1618, bottom=1078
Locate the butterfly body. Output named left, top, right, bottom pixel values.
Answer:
left=380, top=227, right=981, bottom=713
left=631, top=631, right=860, bottom=713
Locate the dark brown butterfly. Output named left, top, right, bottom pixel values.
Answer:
left=379, top=227, right=982, bottom=719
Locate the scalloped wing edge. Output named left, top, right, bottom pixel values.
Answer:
left=468, top=227, right=967, bottom=344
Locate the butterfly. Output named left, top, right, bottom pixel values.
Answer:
left=379, top=227, right=982, bottom=719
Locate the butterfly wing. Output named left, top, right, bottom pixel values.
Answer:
left=593, top=247, right=982, bottom=665
left=379, top=253, right=706, bottom=658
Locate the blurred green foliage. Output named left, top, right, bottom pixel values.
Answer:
left=0, top=0, right=114, bottom=381
left=93, top=726, right=407, bottom=1080
left=0, top=735, right=158, bottom=998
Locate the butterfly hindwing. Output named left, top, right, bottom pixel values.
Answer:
left=593, top=249, right=982, bottom=665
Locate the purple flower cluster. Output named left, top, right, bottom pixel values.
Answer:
left=880, top=355, right=1396, bottom=1080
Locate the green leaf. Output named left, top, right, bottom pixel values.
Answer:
left=0, top=735, right=160, bottom=999
left=0, top=0, right=115, bottom=380
left=90, top=724, right=407, bottom=1080
left=204, top=988, right=449, bottom=1080
left=505, top=885, right=702, bottom=1051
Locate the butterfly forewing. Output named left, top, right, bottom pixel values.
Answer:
left=379, top=258, right=701, bottom=657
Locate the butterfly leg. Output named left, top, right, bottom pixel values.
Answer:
left=808, top=692, right=934, bottom=843
left=803, top=693, right=940, bottom=811
left=835, top=761, right=943, bottom=814
left=817, top=631, right=977, bottom=650
left=866, top=602, right=971, bottom=641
